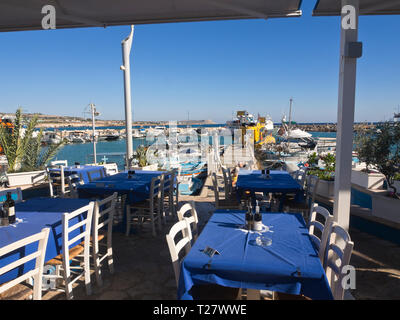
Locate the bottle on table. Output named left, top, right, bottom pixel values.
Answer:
left=245, top=202, right=253, bottom=231
left=266, top=169, right=271, bottom=179
left=253, top=202, right=263, bottom=231
left=0, top=205, right=9, bottom=226
left=3, top=192, right=16, bottom=224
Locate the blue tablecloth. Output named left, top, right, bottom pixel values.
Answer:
left=76, top=171, right=165, bottom=204
left=178, top=210, right=333, bottom=300
left=49, top=165, right=105, bottom=184
left=0, top=198, right=91, bottom=285
left=236, top=170, right=304, bottom=207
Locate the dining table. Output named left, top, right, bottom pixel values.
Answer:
left=0, top=197, right=92, bottom=285
left=48, top=165, right=106, bottom=184
left=76, top=170, right=169, bottom=233
left=178, top=210, right=333, bottom=300
left=235, top=169, right=304, bottom=209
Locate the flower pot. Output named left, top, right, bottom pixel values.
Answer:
left=372, top=192, right=400, bottom=224
left=351, top=169, right=385, bottom=190
left=316, top=179, right=335, bottom=198
left=6, top=170, right=46, bottom=187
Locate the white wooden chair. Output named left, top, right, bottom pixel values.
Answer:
left=166, top=219, right=192, bottom=286
left=66, top=174, right=84, bottom=198
left=0, top=228, right=50, bottom=300
left=91, top=193, right=117, bottom=286
left=294, top=168, right=307, bottom=188
left=211, top=172, right=241, bottom=210
left=323, top=223, right=354, bottom=300
left=308, top=203, right=333, bottom=263
left=177, top=201, right=199, bottom=241
left=44, top=202, right=95, bottom=299
left=126, top=175, right=163, bottom=237
left=46, top=164, right=66, bottom=197
left=0, top=187, right=23, bottom=204
left=50, top=160, right=68, bottom=167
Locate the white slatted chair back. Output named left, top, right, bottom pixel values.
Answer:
left=323, top=223, right=354, bottom=300
left=211, top=172, right=221, bottom=207
left=221, top=166, right=231, bottom=199
left=93, top=192, right=117, bottom=240
left=87, top=168, right=105, bottom=182
left=306, top=175, right=320, bottom=206
left=104, top=163, right=118, bottom=176
left=61, top=202, right=95, bottom=299
left=177, top=201, right=199, bottom=241
left=295, top=169, right=307, bottom=188
left=46, top=165, right=66, bottom=197
left=0, top=228, right=50, bottom=300
left=67, top=174, right=84, bottom=198
left=308, top=203, right=333, bottom=262
left=50, top=160, right=68, bottom=167
left=0, top=187, right=23, bottom=204
left=166, top=219, right=192, bottom=286
left=92, top=193, right=117, bottom=284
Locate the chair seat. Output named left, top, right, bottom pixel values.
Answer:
left=46, top=244, right=84, bottom=265
left=0, top=283, right=33, bottom=300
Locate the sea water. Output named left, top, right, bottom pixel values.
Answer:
left=52, top=131, right=338, bottom=169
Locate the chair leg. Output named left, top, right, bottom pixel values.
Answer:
left=126, top=205, right=131, bottom=236
left=84, top=247, right=92, bottom=295
left=62, top=260, right=73, bottom=300
left=107, top=246, right=114, bottom=274
left=93, top=244, right=103, bottom=287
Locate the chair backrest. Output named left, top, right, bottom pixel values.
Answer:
left=308, top=203, right=333, bottom=262
left=177, top=201, right=199, bottom=241
left=0, top=187, right=23, bottom=204
left=295, top=169, right=307, bottom=188
left=104, top=163, right=118, bottom=176
left=62, top=202, right=95, bottom=264
left=306, top=175, right=320, bottom=206
left=221, top=166, right=231, bottom=199
left=87, top=168, right=105, bottom=182
left=46, top=165, right=66, bottom=197
left=211, top=172, right=220, bottom=206
left=50, top=160, right=68, bottom=167
left=0, top=228, right=50, bottom=300
left=323, top=223, right=354, bottom=300
left=149, top=175, right=163, bottom=213
left=166, top=219, right=192, bottom=286
left=93, top=193, right=117, bottom=245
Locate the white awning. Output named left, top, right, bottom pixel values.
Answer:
left=313, top=0, right=400, bottom=16
left=0, top=0, right=302, bottom=32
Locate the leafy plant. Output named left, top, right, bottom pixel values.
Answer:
left=357, top=122, right=400, bottom=198
left=132, top=145, right=149, bottom=167
left=0, top=108, right=65, bottom=173
left=355, top=131, right=375, bottom=172
left=307, top=153, right=336, bottom=181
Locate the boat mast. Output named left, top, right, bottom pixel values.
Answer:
left=288, top=97, right=293, bottom=131
left=90, top=103, right=97, bottom=164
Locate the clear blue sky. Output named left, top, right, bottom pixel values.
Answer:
left=0, top=1, right=399, bottom=123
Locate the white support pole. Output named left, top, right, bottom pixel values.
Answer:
left=121, top=25, right=135, bottom=168
left=90, top=103, right=97, bottom=164
left=333, top=0, right=360, bottom=230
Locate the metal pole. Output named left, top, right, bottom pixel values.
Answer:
left=333, top=0, right=360, bottom=230
left=91, top=103, right=97, bottom=164
left=121, top=25, right=135, bottom=168
left=288, top=98, right=293, bottom=130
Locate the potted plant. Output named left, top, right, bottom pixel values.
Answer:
left=353, top=131, right=386, bottom=189
left=357, top=122, right=400, bottom=223
left=306, top=152, right=335, bottom=198
left=0, top=108, right=65, bottom=187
